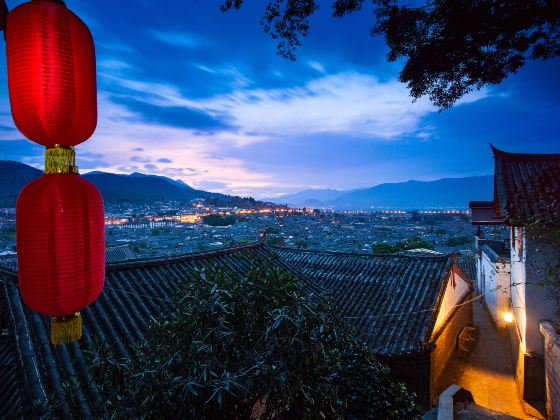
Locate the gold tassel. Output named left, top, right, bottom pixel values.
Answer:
left=51, top=312, right=82, bottom=345
left=44, top=144, right=79, bottom=174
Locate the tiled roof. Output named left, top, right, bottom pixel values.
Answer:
left=0, top=300, right=25, bottom=418
left=455, top=254, right=477, bottom=282
left=0, top=254, right=17, bottom=271
left=0, top=241, right=322, bottom=417
left=0, top=245, right=141, bottom=272
left=397, top=248, right=444, bottom=257
left=273, top=247, right=454, bottom=356
left=492, top=145, right=560, bottom=226
left=105, top=244, right=138, bottom=263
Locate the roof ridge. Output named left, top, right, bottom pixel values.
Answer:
left=0, top=241, right=269, bottom=278
left=106, top=240, right=266, bottom=271
left=491, top=144, right=560, bottom=160
left=271, top=245, right=452, bottom=260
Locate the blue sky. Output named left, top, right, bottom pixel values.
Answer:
left=0, top=0, right=559, bottom=198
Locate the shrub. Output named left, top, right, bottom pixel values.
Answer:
left=88, top=261, right=420, bottom=419
left=202, top=214, right=237, bottom=226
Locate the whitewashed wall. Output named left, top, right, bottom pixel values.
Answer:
left=511, top=227, right=559, bottom=354
left=433, top=267, right=471, bottom=335
left=480, top=249, right=511, bottom=330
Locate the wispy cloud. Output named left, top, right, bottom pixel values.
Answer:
left=98, top=58, right=136, bottom=72
left=204, top=73, right=439, bottom=139
left=105, top=71, right=489, bottom=141
left=150, top=30, right=209, bottom=49
left=308, top=61, right=326, bottom=73
left=75, top=93, right=275, bottom=195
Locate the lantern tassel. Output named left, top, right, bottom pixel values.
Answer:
left=51, top=313, right=82, bottom=345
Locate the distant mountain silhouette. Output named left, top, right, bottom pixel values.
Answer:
left=83, top=172, right=220, bottom=203
left=0, top=161, right=493, bottom=209
left=332, top=176, right=493, bottom=209
left=272, top=176, right=494, bottom=209
left=268, top=188, right=349, bottom=207
left=0, top=161, right=42, bottom=207
left=0, top=161, right=224, bottom=206
left=127, top=172, right=196, bottom=191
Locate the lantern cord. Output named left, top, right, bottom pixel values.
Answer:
left=0, top=0, right=7, bottom=34
left=105, top=285, right=174, bottom=303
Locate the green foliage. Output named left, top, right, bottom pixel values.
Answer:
left=221, top=0, right=559, bottom=108
left=264, top=225, right=280, bottom=234
left=202, top=213, right=237, bottom=226
left=401, top=236, right=435, bottom=251
left=204, top=196, right=279, bottom=210
left=196, top=242, right=208, bottom=251
left=0, top=225, right=15, bottom=242
left=266, top=235, right=286, bottom=247
left=372, top=242, right=399, bottom=254
left=87, top=261, right=420, bottom=419
left=373, top=236, right=435, bottom=254
left=295, top=239, right=308, bottom=249
left=445, top=235, right=472, bottom=246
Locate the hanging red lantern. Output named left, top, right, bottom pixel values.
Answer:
left=5, top=0, right=97, bottom=146
left=16, top=146, right=105, bottom=344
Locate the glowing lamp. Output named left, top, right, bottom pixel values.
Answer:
left=504, top=311, right=513, bottom=323
left=16, top=147, right=105, bottom=344
left=5, top=0, right=97, bottom=146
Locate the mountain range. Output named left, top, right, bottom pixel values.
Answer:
left=268, top=176, right=494, bottom=209
left=0, top=161, right=227, bottom=207
left=0, top=161, right=493, bottom=209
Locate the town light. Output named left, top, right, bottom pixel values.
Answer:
left=504, top=311, right=513, bottom=323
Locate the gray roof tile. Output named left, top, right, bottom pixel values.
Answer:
left=0, top=241, right=320, bottom=417
left=273, top=247, right=454, bottom=356
left=492, top=145, right=560, bottom=226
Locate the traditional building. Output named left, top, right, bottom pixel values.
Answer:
left=104, top=244, right=139, bottom=263
left=275, top=247, right=475, bottom=407
left=0, top=240, right=474, bottom=416
left=470, top=145, right=560, bottom=412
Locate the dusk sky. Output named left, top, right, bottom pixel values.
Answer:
left=0, top=0, right=558, bottom=198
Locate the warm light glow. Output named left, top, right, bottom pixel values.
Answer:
left=504, top=311, right=513, bottom=323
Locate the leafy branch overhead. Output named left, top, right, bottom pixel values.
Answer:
left=221, top=0, right=560, bottom=109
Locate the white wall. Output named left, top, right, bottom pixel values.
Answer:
left=433, top=267, right=471, bottom=335
left=522, top=228, right=559, bottom=354
left=510, top=227, right=527, bottom=350
left=480, top=250, right=511, bottom=330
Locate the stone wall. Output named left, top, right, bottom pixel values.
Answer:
left=540, top=322, right=560, bottom=420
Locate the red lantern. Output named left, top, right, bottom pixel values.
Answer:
left=5, top=0, right=97, bottom=146
left=16, top=147, right=105, bottom=344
